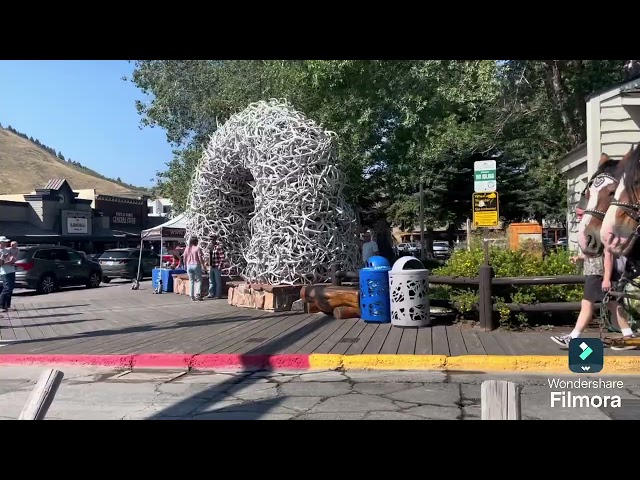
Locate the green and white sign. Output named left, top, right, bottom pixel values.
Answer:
left=474, top=160, right=497, bottom=193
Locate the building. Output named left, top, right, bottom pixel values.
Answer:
left=0, top=179, right=152, bottom=253
left=557, top=76, right=640, bottom=251
left=147, top=198, right=173, bottom=217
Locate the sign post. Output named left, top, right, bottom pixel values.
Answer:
left=473, top=192, right=499, bottom=227
left=474, top=160, right=496, bottom=193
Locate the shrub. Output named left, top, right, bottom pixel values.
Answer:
left=431, top=246, right=582, bottom=329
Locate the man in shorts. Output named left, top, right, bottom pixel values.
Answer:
left=551, top=251, right=637, bottom=350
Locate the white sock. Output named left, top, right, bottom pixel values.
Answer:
left=570, top=330, right=581, bottom=339
left=622, top=328, right=633, bottom=337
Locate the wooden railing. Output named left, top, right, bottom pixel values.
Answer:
left=330, top=243, right=586, bottom=331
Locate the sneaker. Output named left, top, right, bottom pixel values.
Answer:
left=611, top=333, right=639, bottom=351
left=550, top=334, right=572, bottom=347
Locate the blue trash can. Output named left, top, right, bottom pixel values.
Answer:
left=359, top=256, right=391, bottom=323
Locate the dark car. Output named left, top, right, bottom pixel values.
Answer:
left=99, top=248, right=160, bottom=283
left=13, top=245, right=103, bottom=294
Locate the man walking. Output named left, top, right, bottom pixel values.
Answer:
left=0, top=236, right=18, bottom=313
left=207, top=235, right=225, bottom=299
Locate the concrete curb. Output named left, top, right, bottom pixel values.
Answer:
left=2, top=353, right=640, bottom=373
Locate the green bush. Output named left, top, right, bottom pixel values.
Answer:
left=431, top=246, right=583, bottom=329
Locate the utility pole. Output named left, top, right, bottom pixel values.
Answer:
left=419, top=180, right=425, bottom=257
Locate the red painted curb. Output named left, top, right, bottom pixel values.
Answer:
left=0, top=354, right=134, bottom=368
left=0, top=353, right=311, bottom=371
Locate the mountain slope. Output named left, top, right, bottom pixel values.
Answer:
left=0, top=128, right=145, bottom=196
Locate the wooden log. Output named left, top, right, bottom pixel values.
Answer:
left=306, top=301, right=321, bottom=314
left=333, top=306, right=361, bottom=319
left=481, top=380, right=521, bottom=420
left=603, top=336, right=640, bottom=347
left=19, top=369, right=64, bottom=420
left=300, top=285, right=359, bottom=314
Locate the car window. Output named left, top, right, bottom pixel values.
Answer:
left=100, top=251, right=131, bottom=259
left=33, top=249, right=54, bottom=260
left=67, top=251, right=82, bottom=262
left=50, top=249, right=70, bottom=261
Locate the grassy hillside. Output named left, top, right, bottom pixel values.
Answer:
left=0, top=126, right=148, bottom=197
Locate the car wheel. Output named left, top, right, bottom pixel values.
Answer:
left=37, top=275, right=56, bottom=295
left=102, top=277, right=111, bottom=283
left=87, top=272, right=101, bottom=288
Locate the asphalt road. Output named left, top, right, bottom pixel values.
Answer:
left=1, top=366, right=639, bottom=420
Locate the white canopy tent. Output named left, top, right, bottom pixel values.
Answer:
left=136, top=213, right=187, bottom=281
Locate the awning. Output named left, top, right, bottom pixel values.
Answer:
left=140, top=213, right=186, bottom=241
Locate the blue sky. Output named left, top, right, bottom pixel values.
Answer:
left=0, top=60, right=173, bottom=187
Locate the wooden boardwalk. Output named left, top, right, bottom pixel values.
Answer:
left=1, top=281, right=638, bottom=357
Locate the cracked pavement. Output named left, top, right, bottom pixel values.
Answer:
left=1, top=366, right=640, bottom=419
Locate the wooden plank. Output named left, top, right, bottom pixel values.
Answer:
left=380, top=325, right=403, bottom=354
left=476, top=331, right=506, bottom=355
left=492, top=332, right=522, bottom=355
left=313, top=320, right=359, bottom=354
left=0, top=313, right=17, bottom=341
left=362, top=323, right=391, bottom=354
left=295, top=319, right=345, bottom=354
left=397, top=328, right=417, bottom=355
left=446, top=326, right=467, bottom=356
left=481, top=380, right=521, bottom=420
left=24, top=303, right=57, bottom=338
left=431, top=325, right=450, bottom=355
left=329, top=321, right=367, bottom=355
left=19, top=369, right=64, bottom=420
left=415, top=328, right=432, bottom=354
left=239, top=314, right=319, bottom=355
left=199, top=313, right=293, bottom=353
left=7, top=310, right=33, bottom=341
left=346, top=323, right=378, bottom=355
left=13, top=309, right=45, bottom=340
left=231, top=314, right=314, bottom=354
left=273, top=314, right=334, bottom=354
left=460, top=330, right=486, bottom=355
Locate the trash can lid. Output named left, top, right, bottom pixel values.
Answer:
left=365, top=255, right=391, bottom=269
left=391, top=256, right=425, bottom=272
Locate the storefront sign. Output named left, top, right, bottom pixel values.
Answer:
left=112, top=211, right=138, bottom=225
left=67, top=217, right=88, bottom=234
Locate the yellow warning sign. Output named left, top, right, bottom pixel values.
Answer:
left=472, top=192, right=499, bottom=227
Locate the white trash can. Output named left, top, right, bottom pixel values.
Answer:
left=388, top=256, right=431, bottom=328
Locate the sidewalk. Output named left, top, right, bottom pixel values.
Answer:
left=1, top=283, right=639, bottom=374
left=2, top=365, right=636, bottom=419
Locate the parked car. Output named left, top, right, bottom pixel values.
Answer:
left=431, top=241, right=451, bottom=259
left=397, top=243, right=421, bottom=255
left=13, top=245, right=103, bottom=294
left=99, top=248, right=160, bottom=283
left=555, top=237, right=568, bottom=248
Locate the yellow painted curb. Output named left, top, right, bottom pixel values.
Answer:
left=306, top=354, right=640, bottom=374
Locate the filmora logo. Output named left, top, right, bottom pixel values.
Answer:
left=568, top=338, right=604, bottom=374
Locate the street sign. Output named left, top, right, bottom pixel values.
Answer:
left=473, top=191, right=499, bottom=227
left=474, top=160, right=497, bottom=193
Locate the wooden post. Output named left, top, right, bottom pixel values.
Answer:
left=481, top=380, right=521, bottom=420
left=19, top=369, right=64, bottom=420
left=466, top=218, right=471, bottom=251
left=330, top=263, right=340, bottom=286
left=419, top=181, right=425, bottom=256
left=478, top=239, right=495, bottom=331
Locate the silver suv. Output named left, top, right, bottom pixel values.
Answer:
left=13, top=245, right=103, bottom=294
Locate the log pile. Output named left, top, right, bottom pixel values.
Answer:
left=300, top=284, right=361, bottom=319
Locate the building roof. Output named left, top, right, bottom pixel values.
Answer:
left=586, top=74, right=640, bottom=101
left=44, top=179, right=69, bottom=191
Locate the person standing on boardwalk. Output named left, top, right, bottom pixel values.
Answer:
left=0, top=236, right=18, bottom=313
left=207, top=235, right=225, bottom=299
left=183, top=236, right=204, bottom=301
left=362, top=231, right=379, bottom=265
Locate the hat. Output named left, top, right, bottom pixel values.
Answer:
left=0, top=236, right=9, bottom=242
